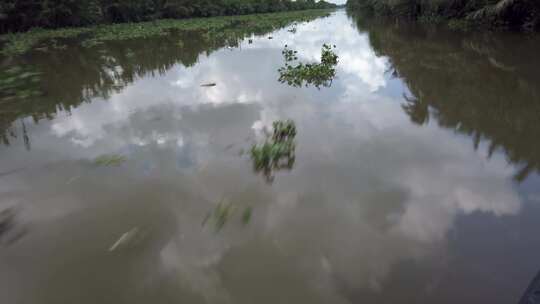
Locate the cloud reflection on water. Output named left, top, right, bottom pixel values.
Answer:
left=0, top=10, right=527, bottom=304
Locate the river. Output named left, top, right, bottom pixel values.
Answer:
left=1, top=9, right=540, bottom=304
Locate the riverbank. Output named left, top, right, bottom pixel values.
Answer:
left=0, top=9, right=333, bottom=57
left=346, top=0, right=540, bottom=31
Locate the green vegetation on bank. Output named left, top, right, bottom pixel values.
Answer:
left=346, top=0, right=540, bottom=31
left=0, top=0, right=337, bottom=34
left=0, top=9, right=332, bottom=56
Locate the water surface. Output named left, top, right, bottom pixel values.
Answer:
left=1, top=10, right=540, bottom=304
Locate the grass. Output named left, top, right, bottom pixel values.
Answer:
left=0, top=9, right=333, bottom=57
left=278, top=43, right=338, bottom=89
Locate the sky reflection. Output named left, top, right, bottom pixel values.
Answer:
left=0, top=10, right=535, bottom=304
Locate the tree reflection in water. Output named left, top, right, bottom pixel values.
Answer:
left=350, top=11, right=540, bottom=182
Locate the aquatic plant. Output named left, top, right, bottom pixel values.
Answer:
left=202, top=200, right=253, bottom=232
left=352, top=13, right=540, bottom=182
left=93, top=154, right=127, bottom=166
left=0, top=66, right=41, bottom=102
left=1, top=9, right=333, bottom=56
left=250, top=120, right=296, bottom=182
left=278, top=44, right=338, bottom=89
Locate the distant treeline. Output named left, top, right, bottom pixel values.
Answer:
left=346, top=0, right=540, bottom=31
left=0, top=0, right=337, bottom=34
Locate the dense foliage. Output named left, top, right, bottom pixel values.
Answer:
left=0, top=0, right=336, bottom=34
left=346, top=0, right=540, bottom=31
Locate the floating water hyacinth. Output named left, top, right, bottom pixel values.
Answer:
left=278, top=43, right=338, bottom=89
left=250, top=120, right=296, bottom=182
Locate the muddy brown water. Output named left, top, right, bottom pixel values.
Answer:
left=1, top=10, right=540, bottom=304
